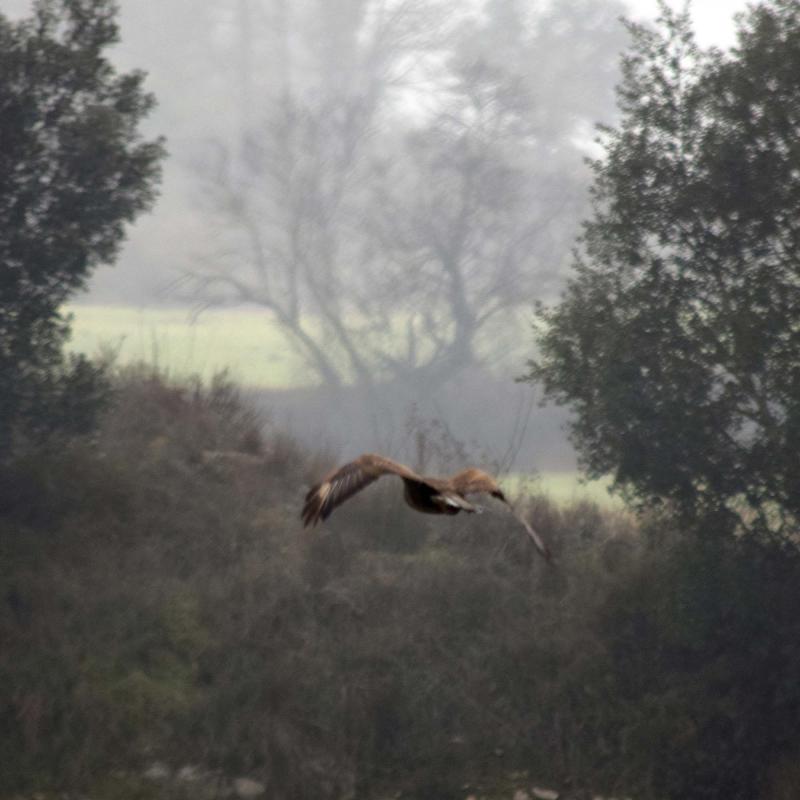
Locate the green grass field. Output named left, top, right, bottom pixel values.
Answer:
left=66, top=303, right=619, bottom=506
left=67, top=304, right=308, bottom=388
left=67, top=303, right=532, bottom=388
left=506, top=471, right=621, bottom=508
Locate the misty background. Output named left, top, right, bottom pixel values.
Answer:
left=3, top=0, right=747, bottom=478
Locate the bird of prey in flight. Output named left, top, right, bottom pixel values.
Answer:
left=301, top=453, right=551, bottom=561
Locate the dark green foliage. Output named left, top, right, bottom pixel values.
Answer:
left=596, top=528, right=800, bottom=800
left=523, top=8, right=800, bottom=791
left=526, top=0, right=800, bottom=538
left=0, top=0, right=164, bottom=454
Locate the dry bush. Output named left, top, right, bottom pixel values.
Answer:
left=0, top=366, right=655, bottom=799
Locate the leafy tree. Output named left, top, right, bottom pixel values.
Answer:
left=0, top=0, right=164, bottom=454
left=526, top=0, right=800, bottom=538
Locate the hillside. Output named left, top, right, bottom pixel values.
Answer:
left=2, top=369, right=799, bottom=800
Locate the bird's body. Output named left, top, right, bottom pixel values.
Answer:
left=302, top=453, right=551, bottom=561
left=401, top=468, right=483, bottom=515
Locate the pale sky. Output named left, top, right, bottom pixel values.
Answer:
left=3, top=0, right=753, bottom=48
left=627, top=0, right=749, bottom=47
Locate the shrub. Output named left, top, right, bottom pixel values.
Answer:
left=3, top=368, right=799, bottom=799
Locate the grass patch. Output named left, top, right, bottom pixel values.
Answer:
left=506, top=471, right=622, bottom=508
left=66, top=304, right=307, bottom=389
left=66, top=304, right=531, bottom=389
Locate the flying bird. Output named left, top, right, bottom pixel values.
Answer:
left=301, top=453, right=551, bottom=561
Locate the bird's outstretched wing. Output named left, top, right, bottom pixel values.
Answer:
left=301, top=453, right=419, bottom=527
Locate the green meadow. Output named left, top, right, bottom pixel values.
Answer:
left=67, top=304, right=309, bottom=388
left=66, top=303, right=532, bottom=388
left=66, top=303, right=619, bottom=505
left=506, top=471, right=621, bottom=508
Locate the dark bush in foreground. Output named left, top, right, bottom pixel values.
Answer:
left=596, top=529, right=800, bottom=800
left=2, top=368, right=800, bottom=800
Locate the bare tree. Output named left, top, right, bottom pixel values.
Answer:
left=181, top=0, right=622, bottom=389
left=183, top=0, right=456, bottom=387
left=363, top=58, right=576, bottom=383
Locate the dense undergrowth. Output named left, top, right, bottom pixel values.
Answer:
left=2, top=368, right=800, bottom=800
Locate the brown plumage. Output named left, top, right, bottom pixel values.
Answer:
left=301, top=453, right=551, bottom=561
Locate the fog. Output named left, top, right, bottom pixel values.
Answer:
left=6, top=0, right=747, bottom=471
left=8, top=2, right=795, bottom=798
left=89, top=0, right=745, bottom=307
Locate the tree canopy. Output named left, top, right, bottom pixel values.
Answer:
left=526, top=0, right=800, bottom=538
left=0, top=0, right=164, bottom=452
